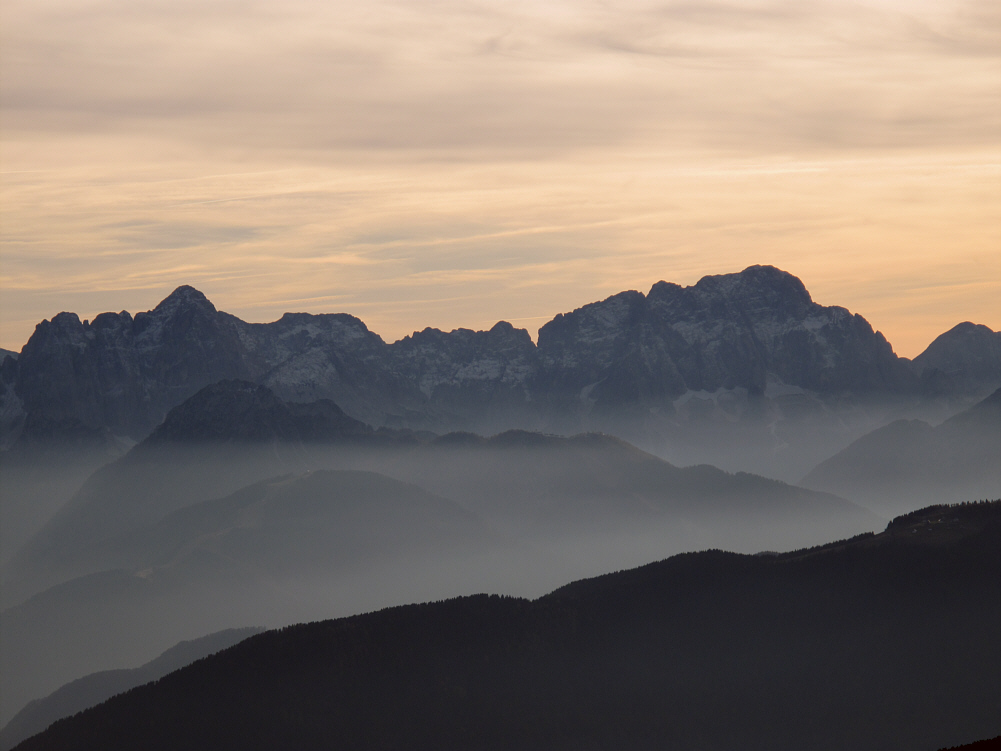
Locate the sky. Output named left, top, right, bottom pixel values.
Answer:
left=1, top=0, right=999, bottom=358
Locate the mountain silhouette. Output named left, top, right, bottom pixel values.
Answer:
left=0, top=628, right=263, bottom=751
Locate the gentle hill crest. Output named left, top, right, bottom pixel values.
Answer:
left=802, top=388, right=1001, bottom=515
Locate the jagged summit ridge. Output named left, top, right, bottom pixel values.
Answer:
left=3, top=265, right=997, bottom=479
left=537, top=265, right=906, bottom=412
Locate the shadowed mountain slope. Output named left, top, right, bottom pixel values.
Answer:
left=14, top=502, right=999, bottom=751
left=368, top=430, right=878, bottom=540
left=0, top=628, right=263, bottom=751
left=802, top=388, right=1001, bottom=515
left=142, top=379, right=373, bottom=444
left=80, top=468, right=497, bottom=578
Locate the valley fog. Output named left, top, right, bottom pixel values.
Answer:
left=2, top=434, right=890, bottom=728
left=0, top=271, right=998, bottom=744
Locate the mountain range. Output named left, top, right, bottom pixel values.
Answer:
left=3, top=266, right=998, bottom=482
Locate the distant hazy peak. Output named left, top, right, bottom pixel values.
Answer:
left=141, top=379, right=368, bottom=446
left=911, top=321, right=1001, bottom=400
left=914, top=322, right=1001, bottom=371
left=940, top=386, right=1001, bottom=428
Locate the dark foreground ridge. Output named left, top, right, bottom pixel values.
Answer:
left=15, top=502, right=1000, bottom=751
left=936, top=738, right=1001, bottom=751
left=0, top=628, right=264, bottom=751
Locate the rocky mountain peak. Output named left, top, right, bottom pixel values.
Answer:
left=704, top=264, right=811, bottom=299
left=487, top=320, right=531, bottom=343
left=536, top=265, right=912, bottom=407
left=151, top=285, right=216, bottom=315
left=648, top=265, right=816, bottom=322
left=273, top=311, right=378, bottom=341
left=537, top=290, right=646, bottom=352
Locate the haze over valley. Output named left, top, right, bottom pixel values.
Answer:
left=3, top=0, right=999, bottom=743
left=0, top=267, right=998, bottom=748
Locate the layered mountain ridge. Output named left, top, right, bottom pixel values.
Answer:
left=6, top=379, right=876, bottom=607
left=12, top=501, right=999, bottom=751
left=0, top=627, right=264, bottom=751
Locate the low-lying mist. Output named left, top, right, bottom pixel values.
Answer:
left=1, top=431, right=887, bottom=727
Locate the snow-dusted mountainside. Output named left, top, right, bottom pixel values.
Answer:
left=3, top=266, right=996, bottom=478
left=3, top=286, right=538, bottom=441
left=536, top=265, right=916, bottom=428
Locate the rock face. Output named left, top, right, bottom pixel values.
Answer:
left=388, top=322, right=540, bottom=433
left=10, top=288, right=251, bottom=441
left=536, top=265, right=915, bottom=429
left=3, top=266, right=992, bottom=478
